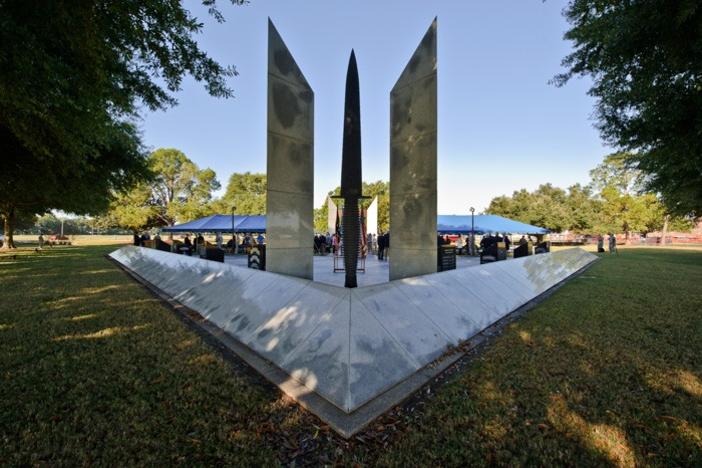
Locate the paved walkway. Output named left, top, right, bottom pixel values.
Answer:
left=225, top=253, right=481, bottom=287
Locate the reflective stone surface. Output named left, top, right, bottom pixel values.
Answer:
left=389, top=19, right=438, bottom=281
left=110, top=246, right=596, bottom=415
left=266, top=19, right=314, bottom=279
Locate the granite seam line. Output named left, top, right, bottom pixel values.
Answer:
left=425, top=273, right=493, bottom=333
left=462, top=267, right=527, bottom=309
left=267, top=71, right=312, bottom=92
left=267, top=129, right=314, bottom=146
left=267, top=186, right=314, bottom=197
left=346, top=292, right=352, bottom=412
left=390, top=128, right=438, bottom=141
left=390, top=280, right=458, bottom=343
left=390, top=188, right=438, bottom=197
left=484, top=264, right=533, bottom=303
left=390, top=70, right=437, bottom=95
left=222, top=272, right=279, bottom=330
left=351, top=291, right=423, bottom=370
left=242, top=279, right=314, bottom=345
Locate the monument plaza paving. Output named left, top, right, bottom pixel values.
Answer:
left=110, top=19, right=598, bottom=436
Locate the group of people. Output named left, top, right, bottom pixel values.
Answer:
left=376, top=232, right=390, bottom=260
left=477, top=233, right=516, bottom=251
left=596, top=234, right=618, bottom=254
left=132, top=232, right=158, bottom=246
left=314, top=232, right=335, bottom=255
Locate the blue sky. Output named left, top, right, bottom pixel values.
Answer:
left=140, top=0, right=610, bottom=213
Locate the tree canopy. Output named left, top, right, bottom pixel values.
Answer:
left=0, top=0, right=244, bottom=247
left=212, top=172, right=268, bottom=215
left=487, top=154, right=693, bottom=236
left=556, top=0, right=702, bottom=217
left=103, top=148, right=220, bottom=232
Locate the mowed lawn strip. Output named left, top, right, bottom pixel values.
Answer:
left=1, top=245, right=701, bottom=465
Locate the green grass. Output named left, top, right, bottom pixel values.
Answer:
left=1, top=245, right=701, bottom=465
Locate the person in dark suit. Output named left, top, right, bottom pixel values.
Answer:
left=378, top=231, right=386, bottom=260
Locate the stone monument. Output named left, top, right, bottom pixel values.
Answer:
left=389, top=19, right=438, bottom=281
left=265, top=19, right=314, bottom=279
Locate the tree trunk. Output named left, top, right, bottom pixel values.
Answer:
left=660, top=215, right=669, bottom=246
left=1, top=206, right=17, bottom=249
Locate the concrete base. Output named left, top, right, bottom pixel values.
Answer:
left=108, top=246, right=597, bottom=436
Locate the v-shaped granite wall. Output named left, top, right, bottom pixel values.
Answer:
left=110, top=246, right=597, bottom=413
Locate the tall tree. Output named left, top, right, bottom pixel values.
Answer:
left=213, top=172, right=268, bottom=215
left=0, top=1, right=244, bottom=248
left=149, top=149, right=220, bottom=227
left=102, top=148, right=220, bottom=232
left=555, top=0, right=702, bottom=216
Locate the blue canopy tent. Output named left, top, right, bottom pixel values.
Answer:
left=436, top=214, right=549, bottom=235
left=161, top=213, right=545, bottom=235
left=160, top=215, right=266, bottom=234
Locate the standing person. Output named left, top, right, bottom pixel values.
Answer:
left=325, top=232, right=332, bottom=252
left=608, top=233, right=618, bottom=254
left=384, top=232, right=390, bottom=260
left=133, top=233, right=140, bottom=246
left=519, top=235, right=527, bottom=246
left=215, top=232, right=223, bottom=249
left=377, top=232, right=386, bottom=260
left=503, top=233, right=511, bottom=251
left=183, top=235, right=192, bottom=255
left=333, top=232, right=340, bottom=255
left=456, top=235, right=464, bottom=255
left=38, top=233, right=44, bottom=249
left=597, top=235, right=605, bottom=253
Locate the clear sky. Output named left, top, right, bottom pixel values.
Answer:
left=140, top=0, right=610, bottom=214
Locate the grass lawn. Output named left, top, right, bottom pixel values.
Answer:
left=1, top=244, right=701, bottom=465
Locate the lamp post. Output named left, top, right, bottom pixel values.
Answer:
left=232, top=205, right=237, bottom=254
left=470, top=207, right=475, bottom=256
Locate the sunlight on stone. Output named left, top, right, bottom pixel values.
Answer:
left=290, top=368, right=318, bottom=390
left=53, top=324, right=149, bottom=341
left=547, top=395, right=636, bottom=467
left=265, top=337, right=280, bottom=352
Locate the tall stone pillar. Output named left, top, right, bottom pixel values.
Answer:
left=266, top=19, right=314, bottom=279
left=389, top=19, right=437, bottom=281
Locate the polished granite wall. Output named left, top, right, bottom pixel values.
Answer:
left=110, top=246, right=597, bottom=414
left=389, top=19, right=438, bottom=281
left=266, top=19, right=314, bottom=279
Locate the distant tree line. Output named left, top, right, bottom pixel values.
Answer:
left=486, top=153, right=694, bottom=237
